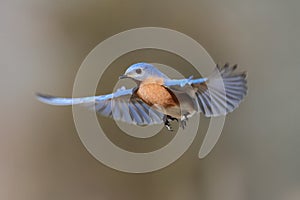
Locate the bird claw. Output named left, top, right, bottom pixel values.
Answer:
left=183, top=113, right=189, bottom=121
left=165, top=124, right=173, bottom=131
left=167, top=116, right=178, bottom=122
left=163, top=114, right=189, bottom=131
left=179, top=113, right=189, bottom=129
left=180, top=120, right=187, bottom=129
left=163, top=115, right=178, bottom=131
left=164, top=120, right=173, bottom=131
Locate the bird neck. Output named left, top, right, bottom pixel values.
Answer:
left=140, top=77, right=165, bottom=85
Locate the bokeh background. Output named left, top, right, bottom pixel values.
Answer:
left=1, top=0, right=300, bottom=200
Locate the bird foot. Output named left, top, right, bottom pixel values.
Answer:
left=163, top=115, right=178, bottom=131
left=180, top=120, right=187, bottom=129
left=165, top=123, right=173, bottom=131
left=179, top=113, right=189, bottom=129
left=167, top=115, right=178, bottom=122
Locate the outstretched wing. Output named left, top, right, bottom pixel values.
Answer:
left=163, top=64, right=247, bottom=117
left=36, top=87, right=164, bottom=126
left=164, top=76, right=207, bottom=87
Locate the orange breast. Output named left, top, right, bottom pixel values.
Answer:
left=137, top=83, right=178, bottom=107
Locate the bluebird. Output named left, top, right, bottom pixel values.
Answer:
left=37, top=63, right=247, bottom=131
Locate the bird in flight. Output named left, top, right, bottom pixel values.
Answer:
left=37, top=63, right=247, bottom=131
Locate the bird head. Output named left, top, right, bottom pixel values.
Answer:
left=119, top=62, right=169, bottom=82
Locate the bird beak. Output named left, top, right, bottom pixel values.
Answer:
left=119, top=74, right=128, bottom=79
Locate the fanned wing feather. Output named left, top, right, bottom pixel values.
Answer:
left=162, top=63, right=247, bottom=117
left=192, top=64, right=247, bottom=117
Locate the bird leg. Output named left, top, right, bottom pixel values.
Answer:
left=179, top=113, right=189, bottom=129
left=163, top=115, right=178, bottom=131
left=163, top=115, right=173, bottom=131
left=167, top=115, right=178, bottom=122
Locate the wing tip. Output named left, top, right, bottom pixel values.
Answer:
left=35, top=92, right=58, bottom=105
left=35, top=92, right=72, bottom=105
left=36, top=92, right=53, bottom=99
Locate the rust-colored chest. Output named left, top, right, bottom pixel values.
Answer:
left=136, top=82, right=178, bottom=107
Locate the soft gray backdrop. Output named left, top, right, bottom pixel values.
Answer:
left=1, top=0, right=300, bottom=200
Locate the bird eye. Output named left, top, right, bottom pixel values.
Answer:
left=135, top=68, right=142, bottom=74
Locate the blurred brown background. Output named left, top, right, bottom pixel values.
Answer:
left=1, top=0, right=300, bottom=200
